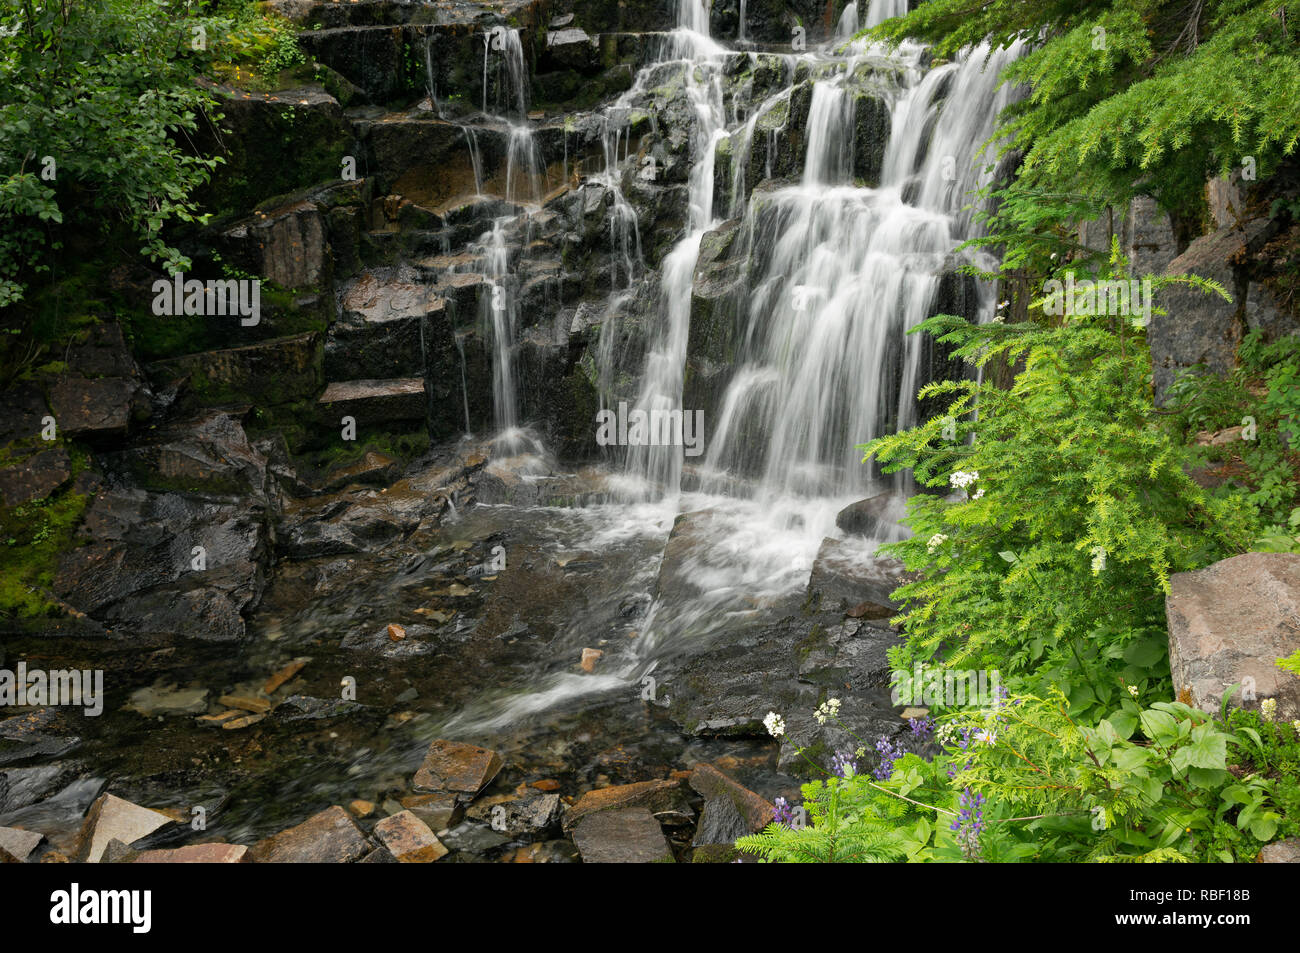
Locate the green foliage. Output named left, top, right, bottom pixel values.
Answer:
left=746, top=692, right=1298, bottom=862
left=737, top=777, right=909, bottom=862
left=0, top=0, right=225, bottom=306
left=861, top=254, right=1255, bottom=721
left=870, top=0, right=1300, bottom=236
left=1165, top=330, right=1300, bottom=527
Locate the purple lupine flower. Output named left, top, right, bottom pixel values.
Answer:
left=949, top=786, right=986, bottom=861
left=873, top=736, right=904, bottom=780
left=772, top=797, right=796, bottom=826
left=909, top=715, right=934, bottom=740
left=831, top=749, right=858, bottom=778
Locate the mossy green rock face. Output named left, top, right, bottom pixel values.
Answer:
left=150, top=333, right=324, bottom=412
left=193, top=85, right=351, bottom=219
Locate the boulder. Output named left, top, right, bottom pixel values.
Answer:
left=221, top=199, right=329, bottom=290
left=75, top=794, right=174, bottom=863
left=571, top=807, right=674, bottom=863
left=835, top=493, right=908, bottom=539
left=692, top=796, right=751, bottom=847
left=372, top=810, right=448, bottom=863
left=1166, top=553, right=1300, bottom=721
left=49, top=376, right=141, bottom=442
left=466, top=792, right=562, bottom=838
left=562, top=779, right=687, bottom=833
left=54, top=486, right=270, bottom=643
left=688, top=764, right=774, bottom=834
left=249, top=805, right=369, bottom=863
left=1151, top=219, right=1275, bottom=404
left=411, top=739, right=503, bottom=801
left=1258, top=838, right=1300, bottom=863
left=327, top=272, right=450, bottom=380
left=319, top=451, right=401, bottom=492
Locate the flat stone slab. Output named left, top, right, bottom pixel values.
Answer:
left=0, top=826, right=43, bottom=862
left=412, top=739, right=503, bottom=801
left=134, top=843, right=250, bottom=863
left=317, top=378, right=426, bottom=425
left=0, top=448, right=71, bottom=506
left=1167, top=552, right=1300, bottom=721
left=49, top=376, right=137, bottom=440
left=372, top=810, right=447, bottom=863
left=249, top=805, right=369, bottom=863
left=76, top=794, right=175, bottom=863
left=562, top=779, right=685, bottom=833
left=571, top=808, right=673, bottom=864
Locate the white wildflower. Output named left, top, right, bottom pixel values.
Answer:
left=1261, top=698, right=1277, bottom=723
left=972, top=488, right=985, bottom=500
left=763, top=711, right=785, bottom=737
left=1090, top=545, right=1106, bottom=574
left=927, top=533, right=949, bottom=553
left=1128, top=685, right=1139, bottom=699
left=949, top=470, right=979, bottom=489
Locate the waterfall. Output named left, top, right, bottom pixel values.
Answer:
left=479, top=218, right=521, bottom=441
left=836, top=2, right=860, bottom=39
left=699, top=43, right=1023, bottom=499
left=620, top=0, right=727, bottom=495
left=481, top=26, right=545, bottom=205
left=864, top=0, right=909, bottom=28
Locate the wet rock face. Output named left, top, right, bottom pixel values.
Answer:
left=1150, top=218, right=1277, bottom=405
left=1166, top=553, right=1300, bottom=721
left=54, top=418, right=274, bottom=645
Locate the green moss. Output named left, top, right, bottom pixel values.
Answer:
left=0, top=478, right=90, bottom=623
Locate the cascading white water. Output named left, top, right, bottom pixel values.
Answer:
left=481, top=27, right=546, bottom=205
left=836, top=1, right=860, bottom=39
left=620, top=2, right=728, bottom=495
left=443, top=6, right=1027, bottom=732
left=698, top=42, right=1023, bottom=500
left=479, top=218, right=521, bottom=439
left=863, top=0, right=909, bottom=29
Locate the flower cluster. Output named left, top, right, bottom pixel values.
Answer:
left=909, top=715, right=934, bottom=740
left=950, top=787, right=986, bottom=861
left=772, top=797, right=797, bottom=826
left=873, top=735, right=904, bottom=780
left=763, top=711, right=785, bottom=737
left=831, top=749, right=858, bottom=779
left=1261, top=698, right=1277, bottom=723
left=927, top=533, right=949, bottom=553
left=1090, top=545, right=1107, bottom=574
left=949, top=470, right=979, bottom=489
left=814, top=697, right=842, bottom=725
